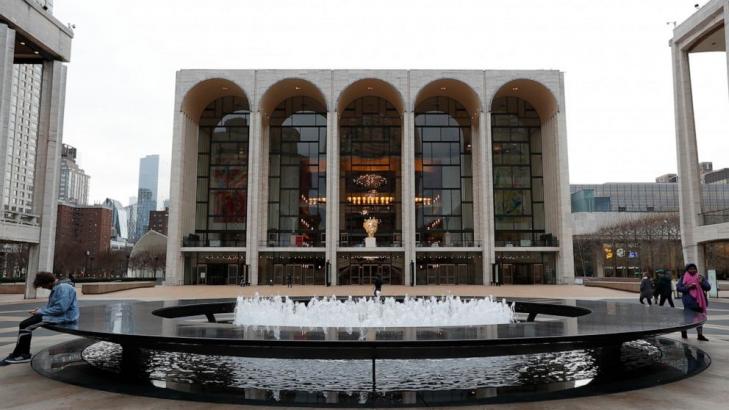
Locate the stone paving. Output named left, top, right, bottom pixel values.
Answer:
left=0, top=285, right=728, bottom=409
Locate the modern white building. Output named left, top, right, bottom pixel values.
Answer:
left=58, top=144, right=89, bottom=205
left=0, top=0, right=72, bottom=297
left=166, top=70, right=574, bottom=286
left=671, top=0, right=729, bottom=273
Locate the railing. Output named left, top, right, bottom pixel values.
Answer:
left=339, top=233, right=402, bottom=247
left=495, top=238, right=560, bottom=248
left=1, top=210, right=40, bottom=226
left=416, top=240, right=482, bottom=248
left=701, top=209, right=729, bottom=226
left=182, top=239, right=246, bottom=247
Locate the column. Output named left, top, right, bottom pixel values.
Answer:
left=325, top=112, right=339, bottom=285
left=246, top=111, right=262, bottom=284
left=26, top=61, right=67, bottom=299
left=0, top=25, right=15, bottom=222
left=555, top=103, right=575, bottom=284
left=401, top=111, right=416, bottom=285
left=672, top=44, right=705, bottom=271
left=479, top=111, right=494, bottom=285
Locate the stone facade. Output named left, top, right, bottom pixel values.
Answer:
left=166, top=69, right=575, bottom=286
left=671, top=0, right=729, bottom=272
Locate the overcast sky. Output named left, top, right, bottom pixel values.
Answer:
left=52, top=0, right=729, bottom=207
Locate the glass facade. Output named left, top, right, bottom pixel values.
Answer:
left=336, top=252, right=404, bottom=285
left=491, top=97, right=546, bottom=246
left=267, top=97, right=327, bottom=247
left=339, top=96, right=402, bottom=247
left=414, top=97, right=474, bottom=247
left=496, top=252, right=556, bottom=284
left=259, top=253, right=326, bottom=285
left=415, top=252, right=482, bottom=285
left=194, top=96, right=250, bottom=247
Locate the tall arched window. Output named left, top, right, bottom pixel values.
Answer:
left=339, top=96, right=402, bottom=247
left=491, top=96, right=545, bottom=245
left=195, top=96, right=250, bottom=247
left=414, top=97, right=474, bottom=247
left=267, top=97, right=327, bottom=247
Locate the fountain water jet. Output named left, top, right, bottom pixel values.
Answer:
left=233, top=294, right=515, bottom=329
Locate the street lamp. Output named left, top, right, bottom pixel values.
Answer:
left=84, top=250, right=90, bottom=275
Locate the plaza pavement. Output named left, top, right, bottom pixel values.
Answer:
left=1, top=284, right=729, bottom=409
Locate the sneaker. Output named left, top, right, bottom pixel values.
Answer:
left=698, top=335, right=709, bottom=342
left=2, top=354, right=32, bottom=364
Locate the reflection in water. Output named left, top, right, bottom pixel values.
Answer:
left=82, top=340, right=668, bottom=393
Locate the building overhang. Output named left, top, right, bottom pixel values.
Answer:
left=0, top=0, right=73, bottom=62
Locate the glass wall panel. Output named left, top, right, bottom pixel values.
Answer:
left=340, top=97, right=402, bottom=247
left=336, top=252, right=404, bottom=285
left=258, top=253, right=326, bottom=285
left=193, top=96, right=250, bottom=247
left=415, top=252, right=483, bottom=285
left=491, top=97, right=548, bottom=247
left=415, top=97, right=474, bottom=247
left=267, top=97, right=327, bottom=247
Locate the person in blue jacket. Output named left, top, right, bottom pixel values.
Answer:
left=1, top=272, right=79, bottom=364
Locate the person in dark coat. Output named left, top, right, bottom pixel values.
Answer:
left=373, top=275, right=383, bottom=297
left=655, top=269, right=674, bottom=307
left=639, top=272, right=654, bottom=305
left=676, top=263, right=710, bottom=341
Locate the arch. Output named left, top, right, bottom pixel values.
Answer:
left=490, top=79, right=558, bottom=120
left=259, top=78, right=328, bottom=116
left=180, top=78, right=249, bottom=121
left=414, top=78, right=481, bottom=118
left=337, top=78, right=405, bottom=114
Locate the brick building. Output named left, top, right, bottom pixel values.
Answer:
left=55, top=202, right=112, bottom=272
left=148, top=207, right=168, bottom=236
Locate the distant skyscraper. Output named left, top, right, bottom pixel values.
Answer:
left=2, top=64, right=42, bottom=214
left=134, top=155, right=159, bottom=240
left=58, top=144, right=90, bottom=205
left=103, top=198, right=129, bottom=242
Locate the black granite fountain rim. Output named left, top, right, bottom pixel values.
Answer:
left=41, top=298, right=707, bottom=360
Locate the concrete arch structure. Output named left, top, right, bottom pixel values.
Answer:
left=414, top=78, right=482, bottom=119
left=671, top=0, right=729, bottom=273
left=166, top=70, right=574, bottom=286
left=336, top=78, right=406, bottom=114
left=258, top=77, right=328, bottom=117
left=179, top=78, right=250, bottom=121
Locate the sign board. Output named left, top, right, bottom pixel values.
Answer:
left=707, top=269, right=718, bottom=298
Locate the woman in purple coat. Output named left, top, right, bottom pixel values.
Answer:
left=676, top=263, right=710, bottom=341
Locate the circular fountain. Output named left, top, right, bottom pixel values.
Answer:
left=32, top=296, right=709, bottom=406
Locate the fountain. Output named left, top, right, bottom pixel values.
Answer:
left=31, top=295, right=710, bottom=406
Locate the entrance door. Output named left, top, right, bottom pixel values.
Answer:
left=532, top=264, right=544, bottom=284
left=207, top=263, right=227, bottom=285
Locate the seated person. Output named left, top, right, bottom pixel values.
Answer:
left=1, top=272, right=79, bottom=364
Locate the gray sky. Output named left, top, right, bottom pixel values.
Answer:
left=52, top=0, right=729, bottom=206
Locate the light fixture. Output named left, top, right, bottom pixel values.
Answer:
left=221, top=86, right=229, bottom=91
left=367, top=86, right=374, bottom=91
left=512, top=87, right=519, bottom=92
left=354, top=174, right=387, bottom=190
left=33, top=51, right=39, bottom=55
left=440, top=87, right=447, bottom=91
left=295, top=86, right=302, bottom=90
left=19, top=41, right=25, bottom=46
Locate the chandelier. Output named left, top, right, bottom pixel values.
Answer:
left=353, top=174, right=387, bottom=190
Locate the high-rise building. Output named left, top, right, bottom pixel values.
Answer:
left=2, top=63, right=42, bottom=214
left=1, top=1, right=73, bottom=297
left=58, top=144, right=89, bottom=205
left=134, top=155, right=159, bottom=241
left=54, top=202, right=112, bottom=274
left=102, top=198, right=129, bottom=243
left=148, top=207, right=169, bottom=235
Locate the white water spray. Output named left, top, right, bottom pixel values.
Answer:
left=233, top=294, right=514, bottom=328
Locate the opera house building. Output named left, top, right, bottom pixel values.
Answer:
left=165, top=70, right=574, bottom=286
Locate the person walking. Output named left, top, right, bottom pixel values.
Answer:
left=676, top=263, right=710, bottom=341
left=373, top=275, right=383, bottom=297
left=655, top=269, right=675, bottom=307
left=1, top=272, right=79, bottom=364
left=287, top=270, right=293, bottom=288
left=639, top=272, right=653, bottom=305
